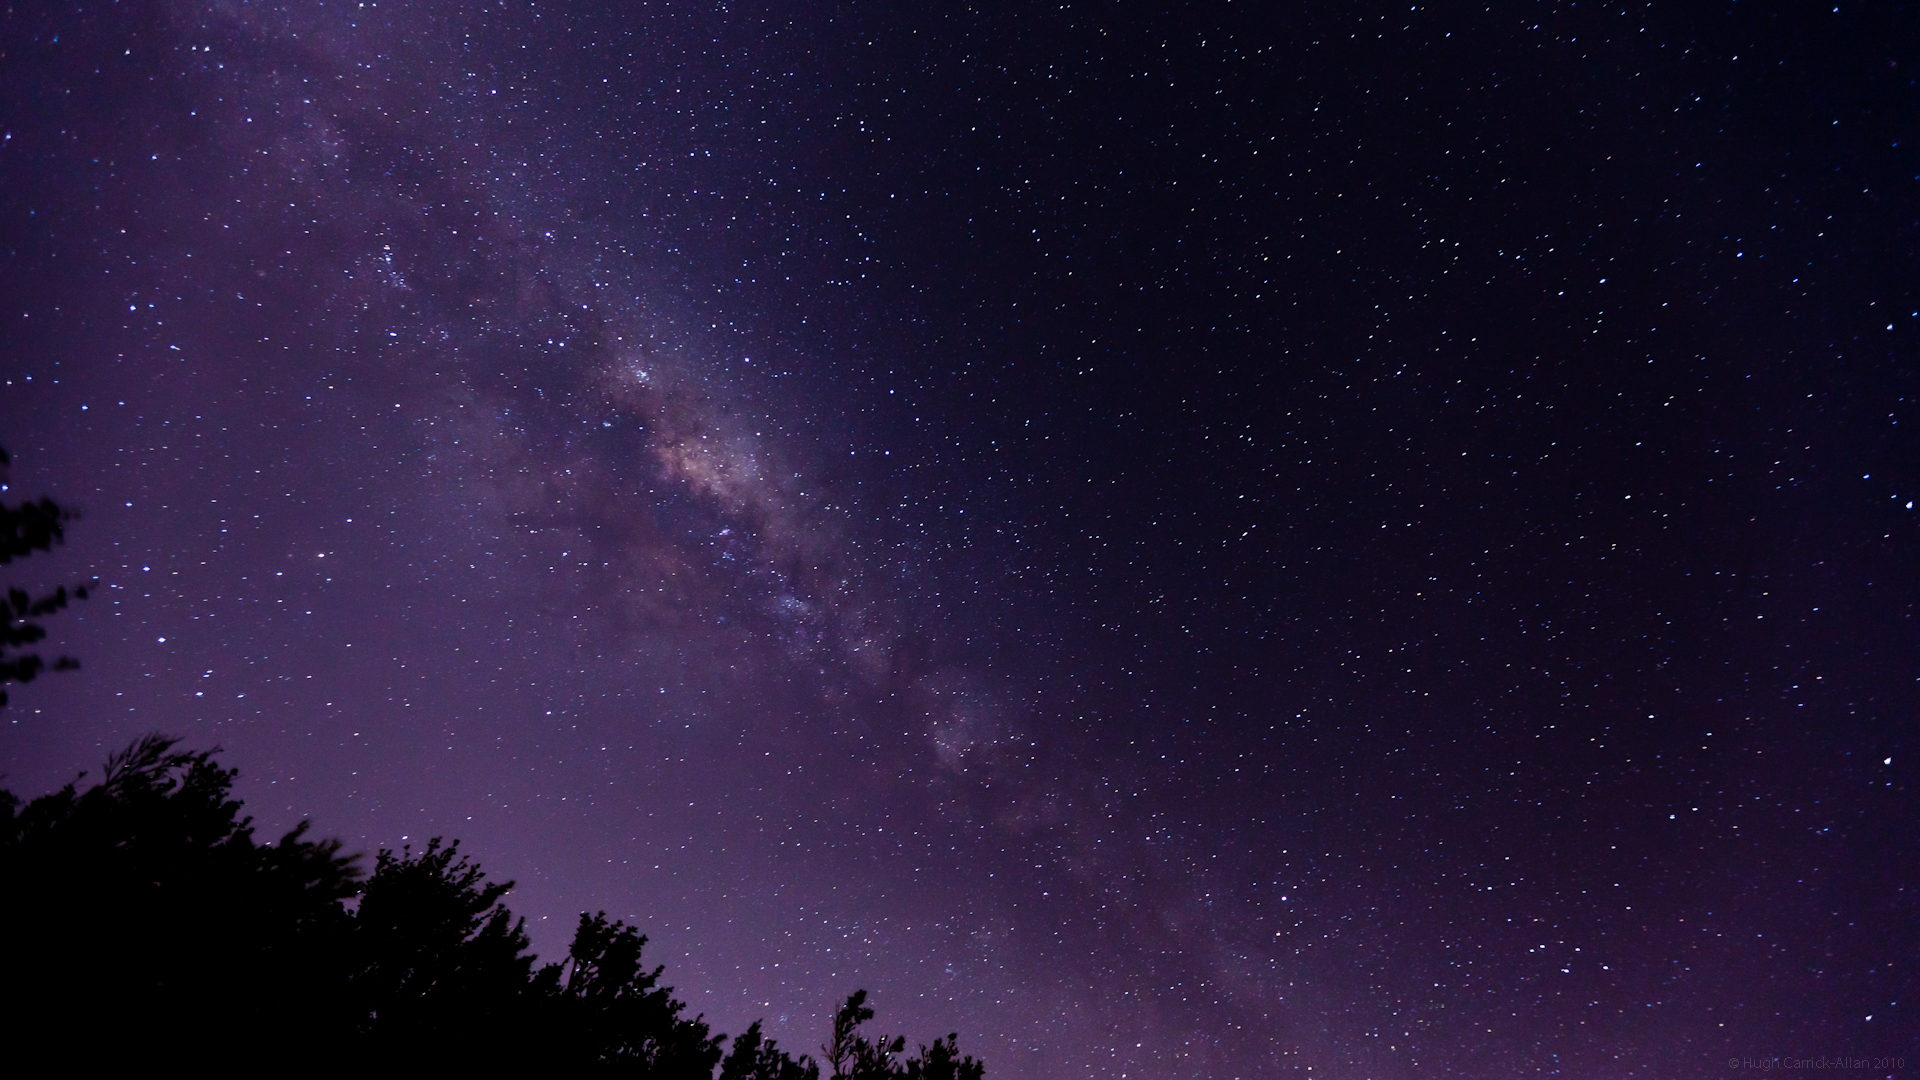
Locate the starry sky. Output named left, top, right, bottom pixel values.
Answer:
left=3, top=0, right=1917, bottom=1075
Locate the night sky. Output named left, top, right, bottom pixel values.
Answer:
left=3, top=0, right=1917, bottom=1075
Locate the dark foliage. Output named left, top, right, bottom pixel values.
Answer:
left=0, top=447, right=92, bottom=706
left=0, top=737, right=982, bottom=1077
left=901, top=1035, right=987, bottom=1080
left=0, top=735, right=362, bottom=1061
left=348, top=837, right=546, bottom=1064
left=534, top=911, right=726, bottom=1074
left=821, top=990, right=985, bottom=1080
left=825, top=989, right=907, bottom=1079
left=723, top=1021, right=822, bottom=1080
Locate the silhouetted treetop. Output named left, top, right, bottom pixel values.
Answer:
left=723, top=1020, right=823, bottom=1080
left=1, top=735, right=362, bottom=1058
left=0, top=737, right=985, bottom=1076
left=538, top=911, right=726, bottom=1073
left=818, top=990, right=984, bottom=1080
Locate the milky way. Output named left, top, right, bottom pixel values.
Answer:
left=4, top=1, right=1916, bottom=1076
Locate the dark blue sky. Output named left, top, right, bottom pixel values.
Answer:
left=3, top=1, right=1916, bottom=1075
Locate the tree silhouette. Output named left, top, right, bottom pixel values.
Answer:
left=348, top=837, right=547, bottom=1064
left=0, top=735, right=362, bottom=1062
left=824, top=989, right=906, bottom=1078
left=722, top=1020, right=821, bottom=1080
left=902, top=1034, right=986, bottom=1080
left=821, top=990, right=984, bottom=1080
left=536, top=911, right=725, bottom=1074
left=0, top=447, right=91, bottom=706
left=0, top=737, right=985, bottom=1075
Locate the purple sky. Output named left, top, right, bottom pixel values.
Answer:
left=3, top=1, right=1916, bottom=1075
